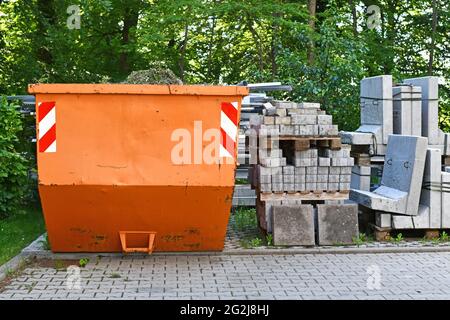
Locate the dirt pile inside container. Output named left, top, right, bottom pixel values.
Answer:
left=124, top=68, right=182, bottom=85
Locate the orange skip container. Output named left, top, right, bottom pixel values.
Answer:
left=28, top=84, right=249, bottom=252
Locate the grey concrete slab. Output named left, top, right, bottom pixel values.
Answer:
left=351, top=135, right=427, bottom=215
left=317, top=204, right=359, bottom=245
left=420, top=148, right=442, bottom=228
left=404, top=76, right=443, bottom=145
left=272, top=205, right=315, bottom=246
left=359, top=75, right=393, bottom=146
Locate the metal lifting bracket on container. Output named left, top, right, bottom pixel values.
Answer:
left=119, top=231, right=157, bottom=254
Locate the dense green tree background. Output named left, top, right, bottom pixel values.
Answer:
left=0, top=0, right=449, bottom=131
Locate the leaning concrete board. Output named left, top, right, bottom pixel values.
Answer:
left=419, top=148, right=442, bottom=228
left=359, top=75, right=393, bottom=145
left=382, top=135, right=428, bottom=215
left=392, top=86, right=422, bottom=136
left=404, top=76, right=443, bottom=145
left=272, top=205, right=315, bottom=246
left=317, top=204, right=358, bottom=245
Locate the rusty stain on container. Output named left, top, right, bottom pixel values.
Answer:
left=29, top=84, right=248, bottom=252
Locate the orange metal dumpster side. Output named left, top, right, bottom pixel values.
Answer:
left=29, top=84, right=249, bottom=252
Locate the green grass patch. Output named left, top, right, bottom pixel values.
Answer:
left=233, top=207, right=257, bottom=231
left=234, top=178, right=248, bottom=185
left=0, top=207, right=45, bottom=265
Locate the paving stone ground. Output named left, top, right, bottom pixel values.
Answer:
left=1, top=252, right=450, bottom=300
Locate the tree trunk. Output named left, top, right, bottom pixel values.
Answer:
left=428, top=0, right=438, bottom=75
left=307, top=0, right=317, bottom=65
left=178, top=23, right=189, bottom=82
left=246, top=14, right=264, bottom=75
left=350, top=0, right=358, bottom=35
left=270, top=12, right=280, bottom=79
left=119, top=4, right=140, bottom=76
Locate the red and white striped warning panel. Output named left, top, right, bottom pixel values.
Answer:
left=220, top=101, right=238, bottom=158
left=38, top=101, right=56, bottom=153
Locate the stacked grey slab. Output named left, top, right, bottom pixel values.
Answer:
left=346, top=75, right=450, bottom=230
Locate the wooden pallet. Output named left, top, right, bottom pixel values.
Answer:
left=369, top=223, right=449, bottom=241
left=264, top=135, right=342, bottom=150
left=260, top=190, right=349, bottom=201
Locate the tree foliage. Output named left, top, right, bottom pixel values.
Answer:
left=0, top=0, right=448, bottom=132
left=0, top=98, right=29, bottom=218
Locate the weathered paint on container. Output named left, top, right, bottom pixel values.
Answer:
left=29, top=84, right=249, bottom=252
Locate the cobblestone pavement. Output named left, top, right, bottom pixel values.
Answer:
left=1, top=252, right=450, bottom=300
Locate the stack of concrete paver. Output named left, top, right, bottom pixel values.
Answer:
left=249, top=101, right=354, bottom=195
left=247, top=100, right=359, bottom=246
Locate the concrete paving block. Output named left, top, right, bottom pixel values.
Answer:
left=283, top=165, right=295, bottom=175
left=441, top=172, right=450, bottom=228
left=295, top=174, right=305, bottom=183
left=284, top=184, right=295, bottom=192
left=340, top=166, right=352, bottom=175
left=295, top=183, right=305, bottom=192
left=328, top=174, right=340, bottom=183
left=317, top=204, right=359, bottom=245
left=328, top=182, right=339, bottom=190
left=317, top=175, right=328, bottom=183
left=295, top=158, right=317, bottom=167
left=331, top=158, right=347, bottom=166
left=306, top=174, right=317, bottom=182
left=271, top=174, right=283, bottom=183
left=339, top=182, right=350, bottom=190
left=317, top=166, right=329, bottom=175
left=263, top=116, right=275, bottom=125
left=260, top=183, right=272, bottom=192
left=280, top=125, right=294, bottom=135
left=272, top=182, right=283, bottom=192
left=329, top=167, right=340, bottom=174
left=339, top=131, right=373, bottom=145
left=420, top=148, right=442, bottom=227
left=392, top=215, right=414, bottom=229
left=317, top=115, right=332, bottom=125
left=339, top=174, right=351, bottom=183
left=283, top=175, right=294, bottom=184
left=318, top=125, right=338, bottom=136
left=306, top=182, right=317, bottom=190
left=295, top=167, right=306, bottom=175
left=275, top=108, right=287, bottom=117
left=259, top=149, right=283, bottom=159
left=292, top=115, right=317, bottom=125
left=306, top=166, right=317, bottom=175
left=375, top=212, right=392, bottom=228
left=318, top=157, right=331, bottom=166
left=272, top=205, right=315, bottom=246
left=316, top=182, right=328, bottom=190
left=260, top=175, right=271, bottom=184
